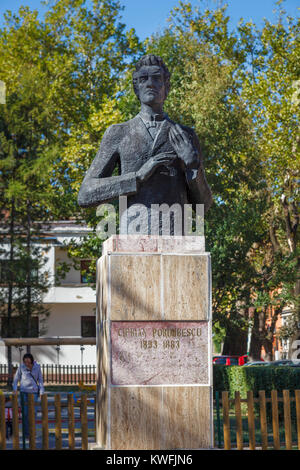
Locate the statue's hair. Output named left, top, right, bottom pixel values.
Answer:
left=132, top=54, right=171, bottom=100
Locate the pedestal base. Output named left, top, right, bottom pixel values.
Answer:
left=96, top=236, right=213, bottom=450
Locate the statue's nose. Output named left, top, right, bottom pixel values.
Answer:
left=145, top=76, right=155, bottom=87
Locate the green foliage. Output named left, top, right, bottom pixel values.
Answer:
left=0, top=0, right=143, bottom=219
left=214, top=365, right=300, bottom=397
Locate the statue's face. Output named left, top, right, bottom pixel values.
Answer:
left=135, top=65, right=166, bottom=106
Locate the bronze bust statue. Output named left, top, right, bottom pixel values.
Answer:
left=78, top=54, right=212, bottom=234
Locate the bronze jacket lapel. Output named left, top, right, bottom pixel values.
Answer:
left=151, top=118, right=173, bottom=156
left=134, top=115, right=155, bottom=147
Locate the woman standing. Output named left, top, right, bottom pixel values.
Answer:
left=13, top=353, right=44, bottom=437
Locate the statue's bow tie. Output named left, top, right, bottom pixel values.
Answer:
left=142, top=114, right=165, bottom=129
left=145, top=120, right=157, bottom=129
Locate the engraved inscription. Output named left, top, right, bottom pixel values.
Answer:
left=111, top=321, right=209, bottom=385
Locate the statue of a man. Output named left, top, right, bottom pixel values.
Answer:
left=78, top=54, right=212, bottom=234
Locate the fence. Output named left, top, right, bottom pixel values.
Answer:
left=1, top=389, right=300, bottom=450
left=0, top=364, right=96, bottom=385
left=215, top=390, right=300, bottom=450
left=0, top=392, right=96, bottom=450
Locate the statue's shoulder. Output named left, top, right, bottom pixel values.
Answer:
left=103, top=116, right=138, bottom=137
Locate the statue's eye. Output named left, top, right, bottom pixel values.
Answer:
left=139, top=76, right=147, bottom=83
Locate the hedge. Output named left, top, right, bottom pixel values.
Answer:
left=213, top=365, right=300, bottom=398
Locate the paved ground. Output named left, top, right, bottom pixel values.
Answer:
left=5, top=393, right=96, bottom=450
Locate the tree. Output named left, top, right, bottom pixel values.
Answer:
left=0, top=8, right=57, bottom=378
left=237, top=8, right=300, bottom=357
left=0, top=0, right=141, bottom=380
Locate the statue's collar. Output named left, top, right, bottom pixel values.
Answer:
left=138, top=110, right=168, bottom=123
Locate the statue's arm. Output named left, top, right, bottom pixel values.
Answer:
left=185, top=130, right=213, bottom=214
left=77, top=125, right=138, bottom=207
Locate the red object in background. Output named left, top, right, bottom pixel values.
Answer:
left=213, top=354, right=254, bottom=366
left=5, top=406, right=21, bottom=422
left=238, top=355, right=249, bottom=366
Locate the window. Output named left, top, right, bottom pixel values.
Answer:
left=80, top=260, right=96, bottom=284
left=1, top=316, right=39, bottom=338
left=81, top=316, right=96, bottom=337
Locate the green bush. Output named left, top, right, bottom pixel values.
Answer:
left=213, top=365, right=300, bottom=398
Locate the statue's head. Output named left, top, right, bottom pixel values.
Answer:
left=132, top=54, right=171, bottom=107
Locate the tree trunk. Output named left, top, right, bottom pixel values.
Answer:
left=262, top=339, right=273, bottom=361
left=6, top=199, right=15, bottom=387
left=249, top=309, right=263, bottom=361
left=26, top=200, right=31, bottom=354
left=222, top=323, right=247, bottom=356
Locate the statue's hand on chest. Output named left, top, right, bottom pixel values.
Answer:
left=136, top=151, right=177, bottom=184
left=169, top=124, right=198, bottom=169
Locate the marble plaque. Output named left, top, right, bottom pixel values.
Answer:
left=111, top=321, right=209, bottom=385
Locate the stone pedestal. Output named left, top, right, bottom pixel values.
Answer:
left=96, top=235, right=213, bottom=450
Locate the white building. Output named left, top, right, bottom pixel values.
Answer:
left=0, top=220, right=97, bottom=366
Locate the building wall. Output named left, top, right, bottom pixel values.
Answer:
left=0, top=221, right=98, bottom=366
left=0, top=303, right=96, bottom=366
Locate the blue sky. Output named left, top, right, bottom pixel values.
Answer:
left=0, top=0, right=299, bottom=38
